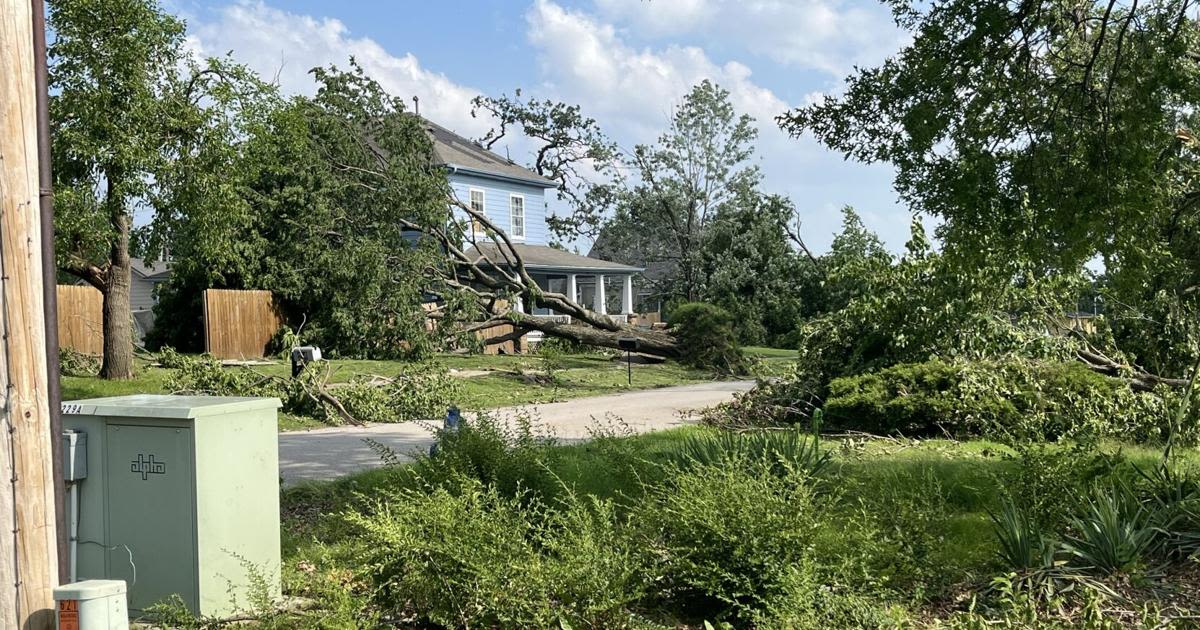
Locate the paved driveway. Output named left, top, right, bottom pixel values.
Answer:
left=277, top=380, right=754, bottom=484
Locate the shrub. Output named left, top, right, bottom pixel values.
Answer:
left=990, top=498, right=1058, bottom=574
left=409, top=410, right=557, bottom=500
left=634, top=461, right=822, bottom=624
left=822, top=358, right=1171, bottom=440
left=162, top=351, right=459, bottom=425
left=1062, top=483, right=1161, bottom=574
left=700, top=364, right=823, bottom=430
left=667, top=302, right=748, bottom=374
left=346, top=482, right=648, bottom=628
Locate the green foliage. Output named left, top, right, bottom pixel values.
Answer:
left=701, top=364, right=823, bottom=430
left=822, top=359, right=1173, bottom=440
left=1062, top=484, right=1160, bottom=574
left=384, top=361, right=463, bottom=422
left=667, top=302, right=747, bottom=374
left=990, top=498, right=1058, bottom=574
left=673, top=426, right=831, bottom=478
left=50, top=0, right=272, bottom=376
left=58, top=348, right=100, bottom=377
left=781, top=0, right=1200, bottom=385
left=699, top=194, right=810, bottom=345
left=152, top=62, right=470, bottom=359
left=347, top=483, right=648, bottom=629
left=634, top=461, right=823, bottom=624
left=408, top=411, right=557, bottom=499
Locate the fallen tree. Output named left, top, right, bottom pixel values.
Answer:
left=410, top=198, right=683, bottom=357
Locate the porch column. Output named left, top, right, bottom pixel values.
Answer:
left=568, top=273, right=578, bottom=304
left=513, top=294, right=524, bottom=314
left=593, top=274, right=606, bottom=314
left=621, top=275, right=634, bottom=315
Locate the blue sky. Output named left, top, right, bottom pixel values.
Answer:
left=174, top=0, right=912, bottom=252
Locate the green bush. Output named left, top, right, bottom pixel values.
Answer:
left=822, top=358, right=1172, bottom=440
left=673, top=426, right=831, bottom=478
left=667, top=302, right=748, bottom=374
left=408, top=411, right=557, bottom=500
left=347, top=482, right=648, bottom=628
left=633, top=461, right=823, bottom=624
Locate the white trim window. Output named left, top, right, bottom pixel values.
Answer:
left=468, top=188, right=486, bottom=235
left=509, top=194, right=525, bottom=239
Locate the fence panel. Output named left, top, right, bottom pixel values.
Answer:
left=475, top=322, right=525, bottom=355
left=203, top=289, right=282, bottom=359
left=57, top=285, right=103, bottom=355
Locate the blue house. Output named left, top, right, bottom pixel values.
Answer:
left=424, top=119, right=642, bottom=321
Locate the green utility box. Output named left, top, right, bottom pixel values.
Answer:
left=62, top=395, right=283, bottom=617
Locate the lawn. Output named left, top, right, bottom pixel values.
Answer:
left=274, top=426, right=1200, bottom=628
left=61, top=348, right=778, bottom=431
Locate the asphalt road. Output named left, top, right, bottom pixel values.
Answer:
left=277, top=380, right=755, bottom=485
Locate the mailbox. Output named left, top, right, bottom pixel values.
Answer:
left=62, top=395, right=283, bottom=617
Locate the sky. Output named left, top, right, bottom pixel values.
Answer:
left=173, top=0, right=913, bottom=253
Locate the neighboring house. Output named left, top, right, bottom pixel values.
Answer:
left=128, top=257, right=171, bottom=313
left=423, top=119, right=643, bottom=324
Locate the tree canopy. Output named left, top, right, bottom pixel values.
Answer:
left=780, top=0, right=1200, bottom=378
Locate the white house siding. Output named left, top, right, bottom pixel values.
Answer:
left=448, top=171, right=551, bottom=246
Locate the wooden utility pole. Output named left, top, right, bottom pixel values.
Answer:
left=0, top=0, right=60, bottom=627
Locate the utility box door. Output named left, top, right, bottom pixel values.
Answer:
left=105, top=424, right=198, bottom=611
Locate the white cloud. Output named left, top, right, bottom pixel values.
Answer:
left=594, top=0, right=904, bottom=75
left=184, top=1, right=490, bottom=137
left=526, top=0, right=904, bottom=252
left=527, top=0, right=790, bottom=143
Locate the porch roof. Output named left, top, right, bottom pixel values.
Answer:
left=466, top=243, right=643, bottom=274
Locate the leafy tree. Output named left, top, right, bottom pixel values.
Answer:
left=153, top=63, right=469, bottom=358
left=49, top=0, right=263, bottom=377
left=700, top=193, right=809, bottom=345
left=471, top=91, right=621, bottom=241
left=618, top=80, right=761, bottom=304
left=779, top=0, right=1200, bottom=380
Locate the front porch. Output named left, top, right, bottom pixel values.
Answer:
left=518, top=272, right=637, bottom=321
left=465, top=242, right=647, bottom=351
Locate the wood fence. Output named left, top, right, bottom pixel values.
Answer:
left=203, top=289, right=283, bottom=359
left=57, top=285, right=103, bottom=355
left=475, top=322, right=525, bottom=355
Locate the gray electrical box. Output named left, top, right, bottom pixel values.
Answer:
left=62, top=395, right=283, bottom=617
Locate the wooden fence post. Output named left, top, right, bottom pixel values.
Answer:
left=0, top=0, right=60, bottom=626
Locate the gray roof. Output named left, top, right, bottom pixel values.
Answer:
left=130, top=257, right=171, bottom=279
left=423, top=119, right=558, bottom=188
left=467, top=243, right=642, bottom=274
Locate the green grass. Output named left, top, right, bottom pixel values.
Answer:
left=277, top=429, right=1200, bottom=626
left=60, top=350, right=736, bottom=431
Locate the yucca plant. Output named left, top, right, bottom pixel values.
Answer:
left=1062, top=484, right=1161, bottom=574
left=990, top=498, right=1058, bottom=573
left=674, top=425, right=831, bottom=478
left=1137, top=462, right=1200, bottom=561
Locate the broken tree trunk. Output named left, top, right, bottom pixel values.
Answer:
left=483, top=315, right=682, bottom=357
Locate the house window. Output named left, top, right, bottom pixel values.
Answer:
left=509, top=194, right=525, bottom=239
left=468, top=188, right=486, bottom=234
